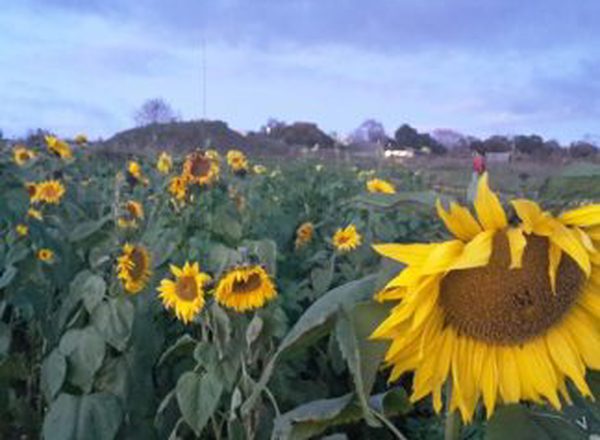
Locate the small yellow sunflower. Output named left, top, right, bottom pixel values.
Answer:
left=295, top=222, right=314, bottom=249
left=226, top=150, right=248, bottom=174
left=13, top=146, right=36, bottom=165
left=253, top=164, right=267, bottom=175
left=125, top=200, right=144, bottom=219
left=117, top=243, right=152, bottom=294
left=169, top=175, right=188, bottom=201
left=215, top=265, right=277, bottom=312
left=372, top=173, right=600, bottom=422
left=156, top=152, right=173, bottom=174
left=366, top=178, right=396, bottom=194
left=45, top=135, right=73, bottom=159
left=30, top=180, right=66, bottom=204
left=332, top=224, right=362, bottom=252
left=127, top=161, right=149, bottom=185
left=27, top=208, right=43, bottom=221
left=37, top=248, right=54, bottom=263
left=182, top=151, right=219, bottom=185
left=158, top=262, right=212, bottom=324
left=74, top=134, right=88, bottom=145
left=16, top=224, right=28, bottom=237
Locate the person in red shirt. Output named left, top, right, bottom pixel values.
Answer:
left=473, top=150, right=486, bottom=175
left=467, top=150, right=486, bottom=201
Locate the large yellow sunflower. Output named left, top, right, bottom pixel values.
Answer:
left=372, top=173, right=600, bottom=422
left=30, top=180, right=66, bottom=204
left=157, top=262, right=211, bottom=324
left=182, top=151, right=219, bottom=185
left=13, top=146, right=36, bottom=165
left=117, top=243, right=152, bottom=294
left=367, top=178, right=396, bottom=194
left=45, top=135, right=73, bottom=159
left=332, top=224, right=362, bottom=252
left=215, top=265, right=277, bottom=312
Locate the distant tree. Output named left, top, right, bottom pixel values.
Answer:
left=514, top=135, right=544, bottom=155
left=134, top=98, right=178, bottom=126
left=270, top=122, right=334, bottom=148
left=350, top=119, right=388, bottom=144
left=393, top=123, right=446, bottom=154
left=262, top=118, right=286, bottom=135
left=482, top=135, right=512, bottom=153
left=569, top=141, right=598, bottom=158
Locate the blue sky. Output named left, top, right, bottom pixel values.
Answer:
left=1, top=0, right=599, bottom=143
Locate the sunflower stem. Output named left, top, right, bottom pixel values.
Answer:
left=443, top=384, right=462, bottom=440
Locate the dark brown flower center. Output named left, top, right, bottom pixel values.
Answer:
left=439, top=233, right=584, bottom=344
left=129, top=248, right=147, bottom=280
left=190, top=155, right=211, bottom=177
left=176, top=276, right=198, bottom=301
left=232, top=273, right=262, bottom=294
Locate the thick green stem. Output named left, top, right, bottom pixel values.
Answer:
left=444, top=384, right=463, bottom=440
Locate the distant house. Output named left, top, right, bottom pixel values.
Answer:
left=384, top=149, right=415, bottom=159
left=486, top=152, right=512, bottom=163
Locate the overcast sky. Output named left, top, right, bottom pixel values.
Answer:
left=1, top=0, right=599, bottom=142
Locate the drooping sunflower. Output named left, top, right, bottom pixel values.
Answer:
left=295, top=222, right=315, bottom=249
left=182, top=151, right=219, bottom=185
left=169, top=175, right=188, bottom=201
left=117, top=243, right=152, bottom=294
left=332, top=224, right=362, bottom=252
left=367, top=178, right=396, bottom=194
left=215, top=265, right=277, bottom=312
left=372, top=173, right=600, bottom=422
left=157, top=262, right=212, bottom=324
left=74, top=134, right=88, bottom=145
left=117, top=200, right=144, bottom=229
left=16, top=224, right=28, bottom=237
left=27, top=208, right=43, bottom=221
left=226, top=150, right=248, bottom=174
left=30, top=180, right=66, bottom=204
left=156, top=151, right=173, bottom=174
left=45, top=135, right=73, bottom=159
left=13, top=145, right=36, bottom=166
left=37, top=248, right=54, bottom=263
left=127, top=161, right=149, bottom=186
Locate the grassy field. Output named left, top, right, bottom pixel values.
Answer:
left=1, top=141, right=599, bottom=439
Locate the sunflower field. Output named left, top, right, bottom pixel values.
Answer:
left=0, top=138, right=599, bottom=440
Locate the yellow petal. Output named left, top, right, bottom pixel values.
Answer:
left=436, top=199, right=481, bottom=241
left=449, top=230, right=495, bottom=271
left=547, top=219, right=591, bottom=277
left=506, top=227, right=527, bottom=269
left=511, top=199, right=548, bottom=234
left=474, top=173, right=507, bottom=230
left=548, top=243, right=562, bottom=295
left=384, top=267, right=422, bottom=289
left=559, top=204, right=600, bottom=227
left=545, top=327, right=591, bottom=397
left=574, top=227, right=597, bottom=253
left=420, top=240, right=464, bottom=275
left=372, top=243, right=436, bottom=266
left=498, top=347, right=520, bottom=403
left=480, top=347, right=498, bottom=418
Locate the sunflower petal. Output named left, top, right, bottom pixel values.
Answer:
left=511, top=199, right=547, bottom=234
left=548, top=243, right=562, bottom=295
left=474, top=173, right=507, bottom=230
left=548, top=219, right=591, bottom=276
left=372, top=243, right=436, bottom=266
left=436, top=199, right=481, bottom=241
left=506, top=227, right=527, bottom=269
left=559, top=204, right=600, bottom=227
left=449, top=230, right=495, bottom=271
left=420, top=240, right=464, bottom=274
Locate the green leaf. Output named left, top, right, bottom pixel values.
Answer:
left=486, top=404, right=587, bottom=440
left=90, top=297, right=134, bottom=351
left=176, top=370, right=224, bottom=436
left=74, top=271, right=107, bottom=314
left=242, top=239, right=277, bottom=275
left=59, top=327, right=106, bottom=392
left=0, top=265, right=17, bottom=289
left=242, top=275, right=377, bottom=416
left=334, top=302, right=391, bottom=427
left=157, top=334, right=197, bottom=368
left=353, top=191, right=439, bottom=208
left=310, top=258, right=335, bottom=296
left=42, top=392, right=123, bottom=440
left=246, top=314, right=264, bottom=347
left=41, top=350, right=67, bottom=401
left=68, top=215, right=111, bottom=242
left=207, top=243, right=241, bottom=276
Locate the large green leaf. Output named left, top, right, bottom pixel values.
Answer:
left=41, top=350, right=67, bottom=401
left=176, top=370, right=224, bottom=436
left=241, top=239, right=278, bottom=275
left=334, top=302, right=391, bottom=426
left=59, top=326, right=106, bottom=392
left=42, top=392, right=123, bottom=440
left=90, top=297, right=134, bottom=351
left=68, top=215, right=111, bottom=242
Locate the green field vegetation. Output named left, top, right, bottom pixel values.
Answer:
left=1, top=140, right=599, bottom=440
